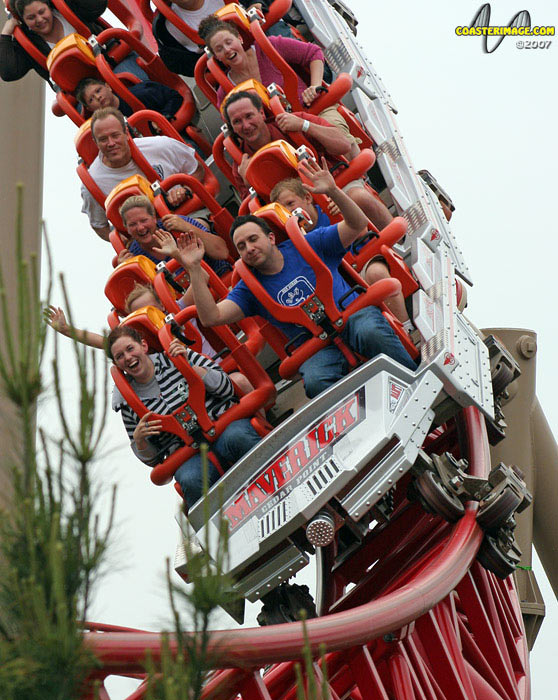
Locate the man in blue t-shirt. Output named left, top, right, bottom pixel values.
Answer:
left=180, top=159, right=416, bottom=398
left=269, top=177, right=417, bottom=338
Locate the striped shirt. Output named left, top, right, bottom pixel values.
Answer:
left=112, top=350, right=235, bottom=465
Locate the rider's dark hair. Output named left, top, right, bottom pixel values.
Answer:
left=230, top=215, right=272, bottom=243
left=106, top=325, right=144, bottom=360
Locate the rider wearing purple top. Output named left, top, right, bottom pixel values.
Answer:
left=214, top=35, right=323, bottom=108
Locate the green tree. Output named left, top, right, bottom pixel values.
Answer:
left=0, top=186, right=114, bottom=700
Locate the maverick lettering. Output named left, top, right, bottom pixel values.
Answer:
left=223, top=393, right=362, bottom=528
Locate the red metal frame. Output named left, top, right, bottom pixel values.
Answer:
left=80, top=408, right=529, bottom=700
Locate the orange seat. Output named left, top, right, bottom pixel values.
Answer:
left=252, top=202, right=312, bottom=244
left=104, top=255, right=174, bottom=313
left=103, top=172, right=235, bottom=266
left=46, top=34, right=98, bottom=92
left=244, top=139, right=304, bottom=199
left=214, top=3, right=256, bottom=46
left=104, top=175, right=156, bottom=234
left=240, top=137, right=375, bottom=212
left=47, top=29, right=196, bottom=131
left=76, top=115, right=221, bottom=238
left=195, top=3, right=301, bottom=110
left=118, top=304, right=170, bottom=352
left=219, top=78, right=270, bottom=118
left=121, top=304, right=208, bottom=355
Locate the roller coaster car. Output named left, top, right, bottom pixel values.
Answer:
left=168, top=214, right=424, bottom=621
left=176, top=175, right=528, bottom=621
left=70, top=1, right=538, bottom=691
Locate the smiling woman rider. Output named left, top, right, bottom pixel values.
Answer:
left=198, top=15, right=361, bottom=158
left=107, top=325, right=261, bottom=508
left=0, top=0, right=147, bottom=83
left=0, top=0, right=106, bottom=82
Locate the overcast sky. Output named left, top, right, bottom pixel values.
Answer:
left=39, top=0, right=557, bottom=697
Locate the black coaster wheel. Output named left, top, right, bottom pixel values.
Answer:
left=491, top=360, right=514, bottom=396
left=414, top=470, right=464, bottom=522
left=477, top=534, right=519, bottom=579
left=257, top=583, right=318, bottom=626
left=477, top=488, right=522, bottom=531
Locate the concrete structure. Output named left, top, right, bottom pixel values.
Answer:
left=0, top=6, right=44, bottom=510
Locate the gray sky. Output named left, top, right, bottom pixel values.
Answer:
left=40, top=0, right=557, bottom=697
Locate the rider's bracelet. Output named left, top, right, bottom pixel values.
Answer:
left=301, top=119, right=310, bottom=133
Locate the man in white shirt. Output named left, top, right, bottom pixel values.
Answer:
left=80, top=106, right=204, bottom=240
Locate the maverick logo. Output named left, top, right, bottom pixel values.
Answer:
left=388, top=380, right=405, bottom=414
left=223, top=391, right=364, bottom=529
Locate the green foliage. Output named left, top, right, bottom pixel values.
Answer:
left=0, top=186, right=113, bottom=700
left=293, top=614, right=330, bottom=700
left=144, top=445, right=239, bottom=700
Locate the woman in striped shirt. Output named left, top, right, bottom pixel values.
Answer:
left=108, top=326, right=261, bottom=508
